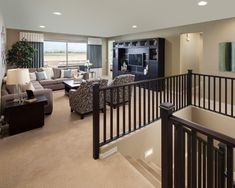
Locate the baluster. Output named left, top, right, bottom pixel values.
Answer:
left=148, top=82, right=150, bottom=123
left=208, top=76, right=211, bottom=110
left=117, top=87, right=120, bottom=138
left=139, top=84, right=142, bottom=128
left=225, top=78, right=227, bottom=115
left=207, top=137, right=214, bottom=188
left=231, top=79, right=234, bottom=117
left=103, top=89, right=107, bottom=142
left=227, top=145, right=233, bottom=188
left=214, top=77, right=216, bottom=112
left=122, top=86, right=126, bottom=135
left=128, top=85, right=131, bottom=133
left=110, top=88, right=113, bottom=139
left=134, top=84, right=136, bottom=130
left=203, top=75, right=205, bottom=109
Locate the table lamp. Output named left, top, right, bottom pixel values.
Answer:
left=6, top=69, right=30, bottom=103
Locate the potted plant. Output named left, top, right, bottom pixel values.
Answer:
left=7, top=39, right=36, bottom=68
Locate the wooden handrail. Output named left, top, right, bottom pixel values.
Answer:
left=193, top=73, right=235, bottom=80
left=99, top=74, right=187, bottom=91
left=171, top=115, right=235, bottom=147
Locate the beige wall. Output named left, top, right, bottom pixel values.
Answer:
left=110, top=17, right=235, bottom=78
left=6, top=29, right=108, bottom=75
left=180, top=33, right=203, bottom=74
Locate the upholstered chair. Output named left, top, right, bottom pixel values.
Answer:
left=106, top=74, right=135, bottom=107
left=69, top=79, right=108, bottom=119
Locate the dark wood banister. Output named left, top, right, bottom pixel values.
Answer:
left=99, top=73, right=188, bottom=91
left=171, top=115, right=235, bottom=147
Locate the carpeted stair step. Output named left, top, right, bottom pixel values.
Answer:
left=125, top=156, right=161, bottom=188
left=137, top=159, right=161, bottom=182
left=148, top=161, right=162, bottom=177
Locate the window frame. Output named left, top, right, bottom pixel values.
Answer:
left=44, top=40, right=87, bottom=68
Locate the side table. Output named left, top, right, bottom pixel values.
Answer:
left=4, top=96, right=48, bottom=135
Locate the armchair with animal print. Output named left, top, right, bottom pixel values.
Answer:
left=69, top=79, right=108, bottom=119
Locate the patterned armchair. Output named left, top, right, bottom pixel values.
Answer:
left=106, top=74, right=135, bottom=107
left=69, top=79, right=108, bottom=119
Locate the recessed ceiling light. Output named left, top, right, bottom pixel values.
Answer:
left=198, top=1, right=208, bottom=6
left=53, top=12, right=62, bottom=16
left=132, top=25, right=137, bottom=29
left=39, top=25, right=45, bottom=28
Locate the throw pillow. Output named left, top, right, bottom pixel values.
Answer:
left=42, top=67, right=54, bottom=79
left=21, top=82, right=35, bottom=92
left=71, top=69, right=78, bottom=77
left=29, top=72, right=37, bottom=81
left=36, top=71, right=48, bottom=81
left=61, top=69, right=72, bottom=78
left=52, top=68, right=61, bottom=79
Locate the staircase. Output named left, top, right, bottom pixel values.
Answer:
left=125, top=156, right=161, bottom=188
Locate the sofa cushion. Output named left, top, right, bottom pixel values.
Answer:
left=61, top=69, right=72, bottom=78
left=31, top=81, right=44, bottom=90
left=29, top=72, right=37, bottom=81
left=28, top=68, right=37, bottom=73
left=36, top=71, right=48, bottom=81
left=20, top=82, right=35, bottom=92
left=53, top=68, right=61, bottom=79
left=39, top=79, right=58, bottom=86
left=6, top=84, right=18, bottom=94
left=42, top=67, right=54, bottom=79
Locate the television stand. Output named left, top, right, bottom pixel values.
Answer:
left=112, top=38, right=165, bottom=81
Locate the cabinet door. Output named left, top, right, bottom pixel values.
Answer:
left=148, top=61, right=158, bottom=78
left=113, top=59, right=119, bottom=78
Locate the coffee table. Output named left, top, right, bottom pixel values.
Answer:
left=63, top=80, right=81, bottom=95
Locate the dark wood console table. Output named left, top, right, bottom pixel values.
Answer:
left=4, top=96, right=48, bottom=135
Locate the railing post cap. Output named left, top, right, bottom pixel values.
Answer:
left=160, top=103, right=175, bottom=111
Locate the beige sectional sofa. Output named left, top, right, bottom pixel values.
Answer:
left=1, top=67, right=83, bottom=115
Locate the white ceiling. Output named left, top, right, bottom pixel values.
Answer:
left=1, top=0, right=235, bottom=37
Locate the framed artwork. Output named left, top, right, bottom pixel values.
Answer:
left=1, top=25, right=6, bottom=65
left=219, top=42, right=235, bottom=72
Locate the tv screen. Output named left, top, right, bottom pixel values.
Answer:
left=128, top=54, right=143, bottom=66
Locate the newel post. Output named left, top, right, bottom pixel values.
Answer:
left=93, top=83, right=100, bottom=159
left=160, top=103, right=175, bottom=188
left=187, top=69, right=193, bottom=106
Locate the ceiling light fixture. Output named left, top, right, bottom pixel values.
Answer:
left=39, top=25, right=45, bottom=28
left=132, top=25, right=137, bottom=29
left=198, top=1, right=208, bottom=6
left=53, top=12, right=62, bottom=16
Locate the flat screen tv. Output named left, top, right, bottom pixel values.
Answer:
left=128, top=54, right=143, bottom=66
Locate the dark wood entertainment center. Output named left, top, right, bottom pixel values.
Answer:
left=112, top=38, right=165, bottom=81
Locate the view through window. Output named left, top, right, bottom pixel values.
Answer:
left=44, top=41, right=87, bottom=67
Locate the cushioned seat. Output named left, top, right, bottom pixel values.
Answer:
left=69, top=79, right=108, bottom=119
left=106, top=74, right=135, bottom=107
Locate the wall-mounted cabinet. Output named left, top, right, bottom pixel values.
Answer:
left=112, top=38, right=165, bottom=81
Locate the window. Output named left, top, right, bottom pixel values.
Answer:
left=44, top=41, right=87, bottom=67
left=68, top=43, right=87, bottom=66
left=44, top=41, right=66, bottom=67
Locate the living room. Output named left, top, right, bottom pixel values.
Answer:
left=1, top=1, right=235, bottom=188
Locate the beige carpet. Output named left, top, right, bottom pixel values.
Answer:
left=0, top=90, right=154, bottom=188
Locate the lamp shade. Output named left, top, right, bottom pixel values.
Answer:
left=6, top=69, right=30, bottom=85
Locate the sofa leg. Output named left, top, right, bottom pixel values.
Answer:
left=71, top=108, right=73, bottom=112
left=80, top=114, right=84, bottom=119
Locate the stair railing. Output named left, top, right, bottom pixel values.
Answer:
left=160, top=103, right=235, bottom=188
